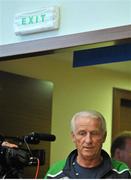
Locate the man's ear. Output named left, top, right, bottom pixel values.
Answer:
left=114, top=148, right=122, bottom=160
left=102, top=131, right=107, bottom=143
left=71, top=132, right=75, bottom=143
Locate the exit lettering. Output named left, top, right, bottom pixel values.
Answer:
left=21, top=14, right=46, bottom=25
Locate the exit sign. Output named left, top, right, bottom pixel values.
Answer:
left=14, top=6, right=60, bottom=35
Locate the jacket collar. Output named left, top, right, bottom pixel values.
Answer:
left=63, top=149, right=112, bottom=178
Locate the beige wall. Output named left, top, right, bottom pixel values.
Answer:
left=0, top=55, right=131, bottom=165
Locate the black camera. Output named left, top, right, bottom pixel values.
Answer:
left=0, top=146, right=30, bottom=168
left=0, top=132, right=56, bottom=178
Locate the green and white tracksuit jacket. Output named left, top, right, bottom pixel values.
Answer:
left=45, top=149, right=131, bottom=179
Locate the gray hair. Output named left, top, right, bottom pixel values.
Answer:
left=71, top=110, right=107, bottom=133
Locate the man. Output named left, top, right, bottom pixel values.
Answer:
left=45, top=110, right=131, bottom=178
left=111, top=131, right=131, bottom=169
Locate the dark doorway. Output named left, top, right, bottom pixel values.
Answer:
left=112, top=88, right=131, bottom=140
left=0, top=71, right=53, bottom=178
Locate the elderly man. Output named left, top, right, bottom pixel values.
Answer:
left=45, top=110, right=131, bottom=178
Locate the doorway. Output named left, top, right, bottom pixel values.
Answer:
left=112, top=88, right=131, bottom=140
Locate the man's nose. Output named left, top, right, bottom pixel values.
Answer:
left=85, top=132, right=92, bottom=143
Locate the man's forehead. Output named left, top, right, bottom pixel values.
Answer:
left=75, top=115, right=99, bottom=121
left=75, top=121, right=102, bottom=131
left=75, top=116, right=101, bottom=125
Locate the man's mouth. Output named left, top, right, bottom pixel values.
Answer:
left=83, top=146, right=93, bottom=149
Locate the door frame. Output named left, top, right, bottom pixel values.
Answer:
left=112, top=87, right=131, bottom=140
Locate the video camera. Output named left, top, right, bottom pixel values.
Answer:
left=0, top=132, right=56, bottom=178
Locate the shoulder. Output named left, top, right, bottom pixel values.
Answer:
left=111, top=159, right=130, bottom=174
left=44, top=160, right=66, bottom=178
left=48, top=160, right=66, bottom=172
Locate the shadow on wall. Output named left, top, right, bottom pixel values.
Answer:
left=0, top=70, right=54, bottom=178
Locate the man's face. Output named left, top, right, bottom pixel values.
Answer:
left=120, top=138, right=131, bottom=169
left=71, top=116, right=106, bottom=161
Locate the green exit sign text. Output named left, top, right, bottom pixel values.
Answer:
left=14, top=6, right=60, bottom=35
left=21, top=14, right=46, bottom=25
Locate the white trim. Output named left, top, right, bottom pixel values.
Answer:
left=47, top=170, right=63, bottom=177
left=112, top=168, right=130, bottom=174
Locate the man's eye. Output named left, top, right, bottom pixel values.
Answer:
left=78, top=131, right=86, bottom=136
left=91, top=131, right=100, bottom=136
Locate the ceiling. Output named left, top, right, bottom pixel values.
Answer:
left=52, top=40, right=131, bottom=75
left=1, top=25, right=131, bottom=75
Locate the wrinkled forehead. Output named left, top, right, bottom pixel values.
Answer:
left=75, top=116, right=103, bottom=130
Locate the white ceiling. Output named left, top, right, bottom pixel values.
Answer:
left=1, top=25, right=131, bottom=75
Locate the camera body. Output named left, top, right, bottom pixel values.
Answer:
left=0, top=146, right=30, bottom=168
left=0, top=146, right=45, bottom=178
left=0, top=132, right=55, bottom=178
left=0, top=146, right=29, bottom=178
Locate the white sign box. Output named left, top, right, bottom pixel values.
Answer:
left=14, top=6, right=60, bottom=35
